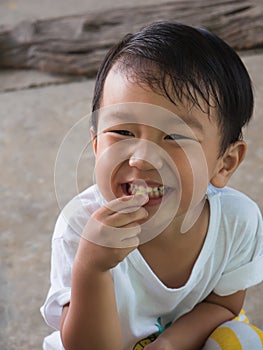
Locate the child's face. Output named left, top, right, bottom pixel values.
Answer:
left=92, top=67, right=223, bottom=228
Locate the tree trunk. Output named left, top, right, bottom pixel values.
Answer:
left=0, top=0, right=262, bottom=76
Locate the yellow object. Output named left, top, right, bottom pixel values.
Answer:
left=203, top=310, right=263, bottom=349
left=209, top=326, right=243, bottom=350
left=234, top=309, right=249, bottom=323
left=134, top=310, right=263, bottom=349
left=135, top=190, right=147, bottom=195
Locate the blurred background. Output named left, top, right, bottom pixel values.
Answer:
left=0, top=0, right=262, bottom=349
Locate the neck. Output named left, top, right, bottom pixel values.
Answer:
left=147, top=197, right=209, bottom=245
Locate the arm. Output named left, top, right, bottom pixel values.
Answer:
left=60, top=194, right=149, bottom=350
left=60, top=240, right=122, bottom=350
left=145, top=290, right=246, bottom=350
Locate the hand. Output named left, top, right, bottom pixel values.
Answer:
left=78, top=194, right=149, bottom=271
left=144, top=337, right=175, bottom=350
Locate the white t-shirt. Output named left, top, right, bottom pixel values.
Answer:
left=41, top=185, right=263, bottom=350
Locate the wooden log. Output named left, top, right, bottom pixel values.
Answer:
left=0, top=0, right=262, bottom=76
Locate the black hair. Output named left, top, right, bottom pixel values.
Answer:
left=91, top=21, right=254, bottom=156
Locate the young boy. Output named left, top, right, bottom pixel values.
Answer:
left=41, top=22, right=263, bottom=350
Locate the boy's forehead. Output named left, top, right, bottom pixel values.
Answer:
left=97, top=102, right=204, bottom=136
left=97, top=68, right=220, bottom=137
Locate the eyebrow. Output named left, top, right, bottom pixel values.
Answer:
left=100, top=110, right=205, bottom=135
left=179, top=114, right=204, bottom=134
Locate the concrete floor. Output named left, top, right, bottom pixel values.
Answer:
left=0, top=1, right=262, bottom=349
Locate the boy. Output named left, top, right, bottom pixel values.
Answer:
left=41, top=22, right=263, bottom=349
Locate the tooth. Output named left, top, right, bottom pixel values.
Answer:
left=128, top=183, right=165, bottom=197
left=134, top=185, right=146, bottom=195
left=131, top=185, right=135, bottom=194
left=135, top=190, right=145, bottom=195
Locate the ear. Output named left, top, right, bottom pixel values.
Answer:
left=210, top=141, right=247, bottom=188
left=90, top=127, right=97, bottom=154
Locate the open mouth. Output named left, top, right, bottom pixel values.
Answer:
left=125, top=182, right=166, bottom=199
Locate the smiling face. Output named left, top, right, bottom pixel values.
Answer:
left=91, top=67, right=234, bottom=230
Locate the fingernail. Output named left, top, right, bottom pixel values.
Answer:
left=136, top=193, right=149, bottom=203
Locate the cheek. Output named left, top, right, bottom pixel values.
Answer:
left=94, top=139, right=132, bottom=201
left=186, top=157, right=209, bottom=194
left=174, top=145, right=209, bottom=205
left=94, top=152, right=118, bottom=201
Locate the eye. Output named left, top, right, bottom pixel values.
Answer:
left=109, top=130, right=134, bottom=136
left=165, top=134, right=191, bottom=141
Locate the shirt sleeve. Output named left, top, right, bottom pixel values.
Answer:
left=40, top=186, right=102, bottom=329
left=214, top=202, right=263, bottom=296
left=40, top=203, right=85, bottom=330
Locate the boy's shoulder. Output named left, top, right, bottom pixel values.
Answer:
left=53, top=184, right=103, bottom=241
left=207, top=184, right=262, bottom=221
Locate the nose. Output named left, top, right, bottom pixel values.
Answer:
left=128, top=140, right=163, bottom=170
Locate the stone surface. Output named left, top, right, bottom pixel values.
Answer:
left=0, top=1, right=262, bottom=349
left=0, top=79, right=96, bottom=350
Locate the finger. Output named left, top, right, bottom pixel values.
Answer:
left=82, top=217, right=142, bottom=248
left=119, top=223, right=141, bottom=247
left=104, top=207, right=148, bottom=227
left=102, top=194, right=149, bottom=215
